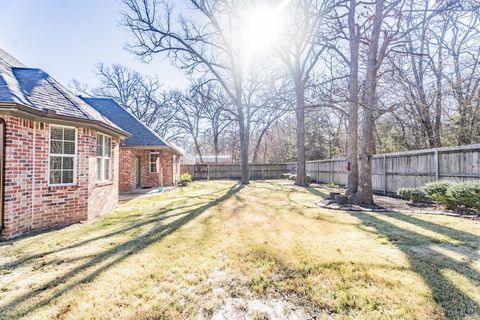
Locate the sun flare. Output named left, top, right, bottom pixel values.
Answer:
left=240, top=3, right=287, bottom=60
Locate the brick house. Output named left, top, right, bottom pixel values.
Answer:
left=81, top=98, right=182, bottom=192
left=0, top=49, right=129, bottom=239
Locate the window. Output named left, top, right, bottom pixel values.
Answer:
left=150, top=152, right=159, bottom=173
left=97, top=133, right=112, bottom=182
left=173, top=155, right=177, bottom=175
left=49, top=126, right=76, bottom=185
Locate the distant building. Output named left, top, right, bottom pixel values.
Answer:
left=196, top=155, right=232, bottom=164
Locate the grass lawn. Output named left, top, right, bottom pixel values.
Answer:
left=1, top=181, right=479, bottom=320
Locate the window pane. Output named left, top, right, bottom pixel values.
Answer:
left=63, top=128, right=75, bottom=141
left=97, top=158, right=102, bottom=181
left=51, top=127, right=63, bottom=140
left=62, top=157, right=74, bottom=170
left=50, top=170, right=61, bottom=184
left=50, top=156, right=62, bottom=170
left=150, top=153, right=159, bottom=173
left=97, top=134, right=103, bottom=156
left=104, top=137, right=111, bottom=157
left=150, top=163, right=157, bottom=173
left=104, top=159, right=111, bottom=180
left=50, top=140, right=62, bottom=154
left=63, top=141, right=75, bottom=155
left=62, top=170, right=74, bottom=184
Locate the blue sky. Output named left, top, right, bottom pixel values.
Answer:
left=0, top=0, right=189, bottom=89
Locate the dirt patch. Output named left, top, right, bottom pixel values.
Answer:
left=208, top=297, right=317, bottom=320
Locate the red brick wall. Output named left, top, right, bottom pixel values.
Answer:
left=1, top=115, right=120, bottom=239
left=118, top=148, right=176, bottom=192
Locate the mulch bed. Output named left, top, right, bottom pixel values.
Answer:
left=314, top=187, right=480, bottom=220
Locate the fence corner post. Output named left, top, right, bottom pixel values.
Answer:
left=383, top=155, right=388, bottom=195
left=434, top=149, right=439, bottom=181
left=330, top=159, right=333, bottom=183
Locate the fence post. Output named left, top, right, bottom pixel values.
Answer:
left=330, top=159, right=333, bottom=183
left=434, top=149, right=439, bottom=181
left=383, top=155, right=388, bottom=195
left=207, top=164, right=210, bottom=181
left=317, top=161, right=320, bottom=183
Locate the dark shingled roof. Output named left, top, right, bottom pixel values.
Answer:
left=0, top=48, right=124, bottom=133
left=81, top=97, right=171, bottom=148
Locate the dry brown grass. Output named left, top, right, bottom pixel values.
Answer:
left=0, top=180, right=479, bottom=319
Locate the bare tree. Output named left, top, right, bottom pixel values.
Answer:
left=121, top=0, right=267, bottom=184
left=444, top=8, right=480, bottom=145
left=194, top=81, right=233, bottom=163
left=277, top=0, right=333, bottom=186
left=171, top=89, right=205, bottom=162
left=72, top=64, right=178, bottom=140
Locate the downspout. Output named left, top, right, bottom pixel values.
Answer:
left=0, top=118, right=5, bottom=234
left=31, top=121, right=36, bottom=231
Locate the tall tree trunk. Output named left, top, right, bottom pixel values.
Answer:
left=252, top=121, right=274, bottom=163
left=433, top=43, right=443, bottom=147
left=458, top=101, right=471, bottom=145
left=213, top=132, right=219, bottom=164
left=194, top=138, right=203, bottom=163
left=237, top=102, right=250, bottom=184
left=346, top=0, right=359, bottom=197
left=354, top=0, right=384, bottom=205
left=295, top=80, right=307, bottom=186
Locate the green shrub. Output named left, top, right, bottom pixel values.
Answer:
left=180, top=173, right=192, bottom=184
left=423, top=181, right=452, bottom=205
left=327, top=181, right=339, bottom=188
left=398, top=187, right=428, bottom=204
left=446, top=181, right=480, bottom=210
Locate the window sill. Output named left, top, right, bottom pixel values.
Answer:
left=96, top=181, right=113, bottom=187
left=48, top=183, right=78, bottom=188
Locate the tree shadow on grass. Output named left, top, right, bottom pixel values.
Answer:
left=349, top=210, right=480, bottom=319
left=0, top=202, right=200, bottom=271
left=305, top=187, right=329, bottom=198
left=0, top=183, right=244, bottom=319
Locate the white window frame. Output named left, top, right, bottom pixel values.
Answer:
left=48, top=125, right=77, bottom=186
left=96, top=133, right=112, bottom=182
left=150, top=152, right=160, bottom=173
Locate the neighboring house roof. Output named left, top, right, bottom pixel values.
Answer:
left=81, top=97, right=182, bottom=154
left=0, top=48, right=127, bottom=137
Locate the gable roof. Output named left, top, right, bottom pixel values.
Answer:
left=0, top=48, right=127, bottom=137
left=81, top=97, right=181, bottom=153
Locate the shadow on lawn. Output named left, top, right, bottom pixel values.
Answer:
left=305, top=187, right=329, bottom=198
left=0, top=203, right=200, bottom=271
left=350, top=210, right=480, bottom=319
left=0, top=183, right=244, bottom=319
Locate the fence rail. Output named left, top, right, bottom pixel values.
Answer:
left=180, top=144, right=480, bottom=194
left=306, top=144, right=480, bottom=194
left=180, top=163, right=296, bottom=180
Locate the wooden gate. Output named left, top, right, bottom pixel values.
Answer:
left=194, top=164, right=209, bottom=180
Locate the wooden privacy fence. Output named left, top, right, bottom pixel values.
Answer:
left=180, top=163, right=296, bottom=180
left=181, top=144, right=480, bottom=194
left=306, top=144, right=480, bottom=194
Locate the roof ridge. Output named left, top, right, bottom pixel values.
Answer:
left=0, top=48, right=26, bottom=68
left=82, top=96, right=167, bottom=142
left=44, top=76, right=93, bottom=119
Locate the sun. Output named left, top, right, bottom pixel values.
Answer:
left=239, top=3, right=287, bottom=60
